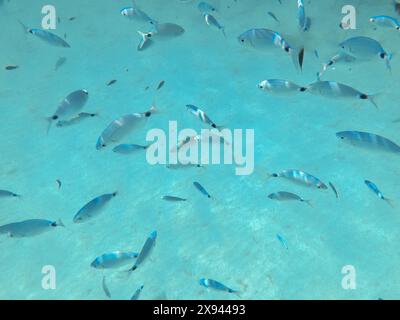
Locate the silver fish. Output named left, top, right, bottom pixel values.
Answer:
left=152, top=22, right=185, bottom=40
left=267, top=12, right=280, bottom=23
left=166, top=163, right=202, bottom=170
left=339, top=36, right=392, bottom=71
left=306, top=81, right=378, bottom=108
left=203, top=13, right=226, bottom=37
left=112, top=144, right=148, bottom=154
left=91, top=251, right=138, bottom=269
left=297, top=0, right=311, bottom=31
left=186, top=104, right=219, bottom=128
left=54, top=57, right=67, bottom=71
left=56, top=112, right=97, bottom=128
left=336, top=131, right=400, bottom=153
left=0, top=219, right=64, bottom=238
left=48, top=89, right=89, bottom=131
left=193, top=181, right=211, bottom=198
left=276, top=234, right=288, bottom=250
left=238, top=28, right=302, bottom=70
left=364, top=180, right=393, bottom=206
left=130, top=285, right=144, bottom=300
left=369, top=15, right=400, bottom=30
left=73, top=192, right=117, bottom=223
left=199, top=278, right=239, bottom=294
left=162, top=195, right=187, bottom=202
left=96, top=107, right=155, bottom=150
left=258, top=79, right=306, bottom=95
left=317, top=52, right=356, bottom=79
left=198, top=2, right=216, bottom=13
left=268, top=191, right=311, bottom=206
left=120, top=0, right=156, bottom=24
left=129, top=231, right=157, bottom=272
left=271, top=169, right=327, bottom=189
left=0, top=190, right=20, bottom=198
left=28, top=28, right=71, bottom=48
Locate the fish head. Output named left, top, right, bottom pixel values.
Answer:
left=336, top=131, right=352, bottom=142
left=257, top=80, right=269, bottom=91
left=96, top=136, right=106, bottom=150
left=90, top=259, right=101, bottom=269
left=237, top=30, right=252, bottom=48
left=317, top=182, right=328, bottom=190
left=199, top=278, right=208, bottom=287
left=120, top=7, right=133, bottom=17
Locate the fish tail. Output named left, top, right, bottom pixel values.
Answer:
left=18, top=20, right=30, bottom=34
left=368, top=94, right=380, bottom=109
left=221, top=27, right=227, bottom=38
left=56, top=219, right=65, bottom=227
left=384, top=198, right=394, bottom=208
left=303, top=199, right=313, bottom=207
left=46, top=117, right=54, bottom=135
left=291, top=47, right=305, bottom=72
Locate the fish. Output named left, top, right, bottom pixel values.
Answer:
left=238, top=28, right=303, bottom=70
left=193, top=181, right=211, bottom=198
left=28, top=28, right=71, bottom=48
left=56, top=112, right=97, bottom=128
left=112, top=144, right=149, bottom=154
left=162, top=195, right=187, bottom=202
left=120, top=0, right=156, bottom=24
left=156, top=80, right=165, bottom=90
left=73, top=192, right=118, bottom=223
left=339, top=36, right=392, bottom=71
left=297, top=0, right=311, bottom=31
left=369, top=15, right=400, bottom=30
left=128, top=231, right=157, bottom=272
left=317, top=52, right=356, bottom=79
left=130, top=285, right=144, bottom=300
left=91, top=251, right=139, bottom=269
left=203, top=13, right=226, bottom=37
left=102, top=276, right=111, bottom=299
left=267, top=12, right=280, bottom=23
left=270, top=169, right=328, bottom=189
left=199, top=278, right=239, bottom=294
left=258, top=79, right=306, bottom=95
left=107, top=80, right=117, bottom=86
left=268, top=191, right=312, bottom=206
left=0, top=219, right=64, bottom=238
left=306, top=81, right=378, bottom=108
left=0, top=190, right=20, bottom=198
left=54, top=57, right=67, bottom=71
left=151, top=22, right=185, bottom=40
left=198, top=1, right=216, bottom=13
left=364, top=180, right=393, bottom=207
left=336, top=131, right=400, bottom=154
left=276, top=234, right=288, bottom=250
left=186, top=104, right=220, bottom=128
left=96, top=106, right=155, bottom=150
left=329, top=182, right=338, bottom=198
left=166, top=163, right=202, bottom=170
left=48, top=89, right=89, bottom=132
left=5, top=65, right=18, bottom=70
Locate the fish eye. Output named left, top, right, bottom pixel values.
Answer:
left=102, top=144, right=106, bottom=147
left=341, top=46, right=345, bottom=49
left=240, top=39, right=244, bottom=42
left=52, top=115, right=58, bottom=120
left=379, top=53, right=385, bottom=59
left=284, top=47, right=290, bottom=52
left=360, top=94, right=368, bottom=99
left=340, top=137, right=345, bottom=140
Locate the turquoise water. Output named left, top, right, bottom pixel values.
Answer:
left=1, top=0, right=400, bottom=300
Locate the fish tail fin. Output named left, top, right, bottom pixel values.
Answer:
left=290, top=47, right=305, bottom=72
left=56, top=219, right=65, bottom=227
left=221, top=27, right=227, bottom=38
left=368, top=94, right=380, bottom=109
left=385, top=198, right=394, bottom=208
left=385, top=53, right=392, bottom=73
left=303, top=199, right=313, bottom=207
left=46, top=117, right=54, bottom=135
left=18, top=20, right=30, bottom=34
